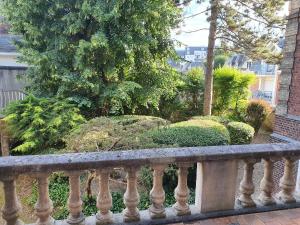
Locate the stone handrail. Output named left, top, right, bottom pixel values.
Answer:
left=1, top=143, right=300, bottom=225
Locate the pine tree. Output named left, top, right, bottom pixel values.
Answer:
left=1, top=0, right=181, bottom=117
left=197, top=0, right=285, bottom=115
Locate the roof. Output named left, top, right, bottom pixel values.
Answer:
left=0, top=35, right=20, bottom=53
left=186, top=46, right=208, bottom=55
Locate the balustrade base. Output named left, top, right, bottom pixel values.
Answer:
left=3, top=219, right=24, bottom=225
left=173, top=203, right=191, bottom=216
left=66, top=213, right=85, bottom=225
left=276, top=192, right=297, bottom=204
left=95, top=211, right=113, bottom=225
left=24, top=203, right=300, bottom=225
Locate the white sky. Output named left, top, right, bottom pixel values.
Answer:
left=172, top=0, right=290, bottom=48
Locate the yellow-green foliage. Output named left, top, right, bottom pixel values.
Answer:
left=4, top=95, right=85, bottom=154
left=150, top=119, right=230, bottom=147
left=65, top=115, right=170, bottom=152
left=213, top=66, right=256, bottom=115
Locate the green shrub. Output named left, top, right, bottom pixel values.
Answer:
left=246, top=100, right=272, bottom=133
left=65, top=115, right=170, bottom=152
left=214, top=55, right=228, bottom=68
left=191, top=115, right=232, bottom=125
left=155, top=67, right=205, bottom=122
left=150, top=119, right=230, bottom=147
left=213, top=67, right=256, bottom=115
left=227, top=122, right=255, bottom=145
left=3, top=95, right=85, bottom=154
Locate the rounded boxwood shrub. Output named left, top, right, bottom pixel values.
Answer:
left=191, top=115, right=232, bottom=125
left=150, top=119, right=230, bottom=147
left=227, top=122, right=254, bottom=145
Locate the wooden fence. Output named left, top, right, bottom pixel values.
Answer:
left=0, top=89, right=26, bottom=110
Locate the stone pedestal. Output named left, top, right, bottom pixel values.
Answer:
left=195, top=160, right=238, bottom=213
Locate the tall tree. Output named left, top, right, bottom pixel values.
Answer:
left=1, top=0, right=181, bottom=117
left=203, top=0, right=218, bottom=115
left=194, top=0, right=285, bottom=115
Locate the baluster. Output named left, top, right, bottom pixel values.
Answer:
left=34, top=173, right=54, bottom=225
left=149, top=164, right=167, bottom=219
left=173, top=162, right=192, bottom=216
left=1, top=176, right=23, bottom=225
left=96, top=168, right=113, bottom=225
left=123, top=166, right=140, bottom=222
left=66, top=171, right=84, bottom=225
left=237, top=159, right=257, bottom=208
left=277, top=157, right=296, bottom=203
left=258, top=158, right=275, bottom=205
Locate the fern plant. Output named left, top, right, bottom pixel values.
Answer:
left=3, top=95, right=85, bottom=154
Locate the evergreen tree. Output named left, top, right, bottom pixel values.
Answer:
left=193, top=0, right=285, bottom=115
left=1, top=0, right=181, bottom=117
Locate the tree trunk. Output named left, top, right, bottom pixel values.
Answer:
left=203, top=0, right=218, bottom=116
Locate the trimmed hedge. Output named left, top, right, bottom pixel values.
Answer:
left=65, top=115, right=169, bottom=152
left=227, top=122, right=254, bottom=145
left=150, top=119, right=230, bottom=147
left=191, top=115, right=231, bottom=125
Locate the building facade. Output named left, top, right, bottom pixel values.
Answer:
left=170, top=46, right=208, bottom=72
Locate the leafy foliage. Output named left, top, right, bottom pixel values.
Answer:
left=3, top=95, right=85, bottom=154
left=150, top=119, right=230, bottom=147
left=213, top=66, right=256, bottom=115
left=210, top=0, right=285, bottom=63
left=191, top=115, right=231, bottom=126
left=65, top=115, right=170, bottom=152
left=1, top=0, right=181, bottom=117
left=157, top=68, right=205, bottom=122
left=200, top=0, right=284, bottom=115
left=246, top=100, right=272, bottom=133
left=227, top=121, right=254, bottom=144
left=181, top=68, right=205, bottom=112
left=214, top=54, right=228, bottom=68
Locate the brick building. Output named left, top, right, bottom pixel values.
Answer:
left=271, top=0, right=300, bottom=144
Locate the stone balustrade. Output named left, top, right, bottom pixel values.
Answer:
left=1, top=143, right=300, bottom=225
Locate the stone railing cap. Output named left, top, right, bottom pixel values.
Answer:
left=0, top=143, right=300, bottom=176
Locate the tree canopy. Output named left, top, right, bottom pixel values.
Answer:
left=1, top=0, right=181, bottom=117
left=194, top=0, right=286, bottom=115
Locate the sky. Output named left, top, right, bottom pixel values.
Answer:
left=172, top=0, right=290, bottom=48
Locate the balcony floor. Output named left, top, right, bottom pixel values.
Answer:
left=173, top=208, right=300, bottom=225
